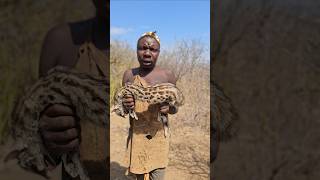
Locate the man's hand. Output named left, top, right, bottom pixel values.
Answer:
left=123, top=94, right=135, bottom=112
left=39, top=104, right=80, bottom=159
left=159, top=102, right=170, bottom=114
left=159, top=102, right=178, bottom=115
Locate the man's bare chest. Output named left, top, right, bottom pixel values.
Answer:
left=134, top=73, right=168, bottom=86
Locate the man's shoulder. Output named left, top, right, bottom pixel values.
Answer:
left=123, top=68, right=136, bottom=76
left=122, top=68, right=137, bottom=84
left=45, top=19, right=92, bottom=45
left=45, top=23, right=69, bottom=41
left=156, top=67, right=174, bottom=77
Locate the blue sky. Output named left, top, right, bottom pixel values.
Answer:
left=111, top=0, right=210, bottom=58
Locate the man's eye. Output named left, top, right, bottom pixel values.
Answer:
left=138, top=47, right=148, bottom=51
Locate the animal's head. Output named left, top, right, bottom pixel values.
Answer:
left=174, top=87, right=185, bottom=106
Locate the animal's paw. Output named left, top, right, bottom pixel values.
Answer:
left=129, top=111, right=138, bottom=120
left=112, top=108, right=126, bottom=118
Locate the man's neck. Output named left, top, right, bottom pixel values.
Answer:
left=93, top=16, right=108, bottom=38
left=91, top=16, right=109, bottom=51
left=138, top=67, right=156, bottom=77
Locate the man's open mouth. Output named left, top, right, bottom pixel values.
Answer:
left=142, top=60, right=152, bottom=66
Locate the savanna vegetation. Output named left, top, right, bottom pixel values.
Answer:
left=110, top=39, right=210, bottom=179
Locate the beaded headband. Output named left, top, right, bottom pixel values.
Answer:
left=139, top=31, right=160, bottom=45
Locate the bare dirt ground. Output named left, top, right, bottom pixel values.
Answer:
left=110, top=112, right=210, bottom=180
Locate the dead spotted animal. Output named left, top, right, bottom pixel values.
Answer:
left=112, top=83, right=184, bottom=137
left=7, top=67, right=109, bottom=180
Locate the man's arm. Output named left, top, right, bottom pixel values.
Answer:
left=160, top=70, right=178, bottom=114
left=122, top=69, right=132, bottom=86
left=122, top=69, right=135, bottom=111
left=39, top=25, right=64, bottom=77
left=38, top=25, right=79, bottom=169
left=166, top=69, right=177, bottom=85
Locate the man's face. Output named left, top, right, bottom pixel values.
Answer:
left=93, top=0, right=108, bottom=20
left=137, top=36, right=160, bottom=69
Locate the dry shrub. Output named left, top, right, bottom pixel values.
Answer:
left=110, top=40, right=137, bottom=103
left=158, top=39, right=207, bottom=81
left=167, top=61, right=210, bottom=179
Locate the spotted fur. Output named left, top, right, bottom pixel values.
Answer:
left=8, top=66, right=109, bottom=180
left=113, top=83, right=184, bottom=137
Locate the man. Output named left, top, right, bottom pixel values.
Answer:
left=122, top=32, right=177, bottom=180
left=38, top=0, right=109, bottom=179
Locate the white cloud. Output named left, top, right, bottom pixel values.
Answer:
left=111, top=26, right=133, bottom=36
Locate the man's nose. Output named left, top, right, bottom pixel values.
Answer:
left=144, top=49, right=151, bottom=56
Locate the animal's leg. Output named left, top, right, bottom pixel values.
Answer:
left=129, top=110, right=138, bottom=120
left=160, top=114, right=168, bottom=124
left=111, top=107, right=125, bottom=118
left=160, top=113, right=170, bottom=138
left=62, top=153, right=90, bottom=180
left=157, top=112, right=162, bottom=122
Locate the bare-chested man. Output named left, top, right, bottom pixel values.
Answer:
left=122, top=32, right=177, bottom=180
left=38, top=0, right=108, bottom=179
